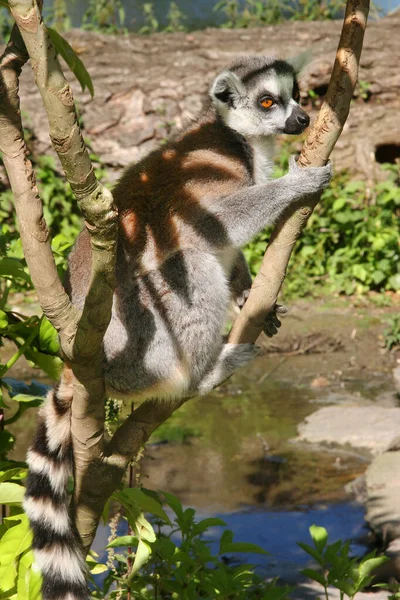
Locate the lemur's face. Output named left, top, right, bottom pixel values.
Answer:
left=211, top=58, right=310, bottom=138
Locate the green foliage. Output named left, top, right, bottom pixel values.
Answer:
left=44, top=0, right=71, bottom=33
left=383, top=315, right=400, bottom=350
left=93, top=488, right=290, bottom=599
left=139, top=3, right=160, bottom=34
left=82, top=0, right=126, bottom=33
left=164, top=2, right=187, bottom=33
left=213, top=0, right=349, bottom=27
left=287, top=0, right=346, bottom=21
left=245, top=152, right=400, bottom=298
left=300, top=524, right=388, bottom=599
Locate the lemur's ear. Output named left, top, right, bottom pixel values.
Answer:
left=210, top=70, right=245, bottom=108
left=287, top=49, right=312, bottom=75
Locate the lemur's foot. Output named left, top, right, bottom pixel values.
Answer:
left=263, top=304, right=288, bottom=337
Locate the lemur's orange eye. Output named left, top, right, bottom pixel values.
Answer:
left=260, top=98, right=274, bottom=109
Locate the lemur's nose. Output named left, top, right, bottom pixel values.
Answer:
left=297, top=113, right=310, bottom=127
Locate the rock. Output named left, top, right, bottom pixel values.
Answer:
left=296, top=405, right=400, bottom=454
left=365, top=451, right=400, bottom=543
left=393, top=367, right=400, bottom=394
left=310, top=376, right=330, bottom=388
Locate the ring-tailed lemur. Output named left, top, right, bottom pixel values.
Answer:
left=24, top=55, right=332, bottom=600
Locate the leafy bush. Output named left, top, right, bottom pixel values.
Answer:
left=0, top=471, right=391, bottom=600
left=244, top=156, right=400, bottom=298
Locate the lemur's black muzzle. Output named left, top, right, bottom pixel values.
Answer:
left=283, top=105, right=310, bottom=134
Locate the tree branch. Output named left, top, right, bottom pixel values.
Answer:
left=4, top=0, right=118, bottom=552
left=228, top=0, right=370, bottom=345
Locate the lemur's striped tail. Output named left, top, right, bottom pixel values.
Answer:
left=24, top=368, right=90, bottom=600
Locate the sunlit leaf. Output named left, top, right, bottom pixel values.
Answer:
left=309, top=524, right=328, bottom=553
left=0, top=482, right=24, bottom=504
left=0, top=516, right=32, bottom=592
left=38, top=317, right=60, bottom=355
left=128, top=538, right=152, bottom=579
left=106, top=535, right=138, bottom=549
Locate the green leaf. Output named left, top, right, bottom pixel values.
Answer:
left=0, top=431, right=15, bottom=455
left=297, top=542, right=323, bottom=565
left=0, top=516, right=32, bottom=593
left=0, top=259, right=30, bottom=283
left=128, top=538, right=152, bottom=580
left=0, top=469, right=27, bottom=483
left=113, top=488, right=170, bottom=524
left=193, top=517, right=227, bottom=535
left=135, top=513, right=156, bottom=544
left=89, top=562, right=108, bottom=575
left=359, top=556, right=388, bottom=580
left=332, top=197, right=347, bottom=211
left=219, top=529, right=233, bottom=554
left=388, top=273, right=400, bottom=291
left=353, top=264, right=368, bottom=282
left=106, top=535, right=138, bottom=549
left=162, top=490, right=184, bottom=518
left=0, top=482, right=24, bottom=504
left=17, top=551, right=41, bottom=600
left=38, top=317, right=60, bottom=355
left=219, top=541, right=269, bottom=555
left=47, top=28, right=94, bottom=97
left=24, top=350, right=63, bottom=380
left=309, top=524, right=328, bottom=553
left=0, top=310, right=8, bottom=330
left=301, top=568, right=327, bottom=587
left=335, top=580, right=355, bottom=597
left=372, top=270, right=386, bottom=284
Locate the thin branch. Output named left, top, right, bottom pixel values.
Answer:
left=228, top=0, right=370, bottom=345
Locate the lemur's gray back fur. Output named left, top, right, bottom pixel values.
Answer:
left=25, top=56, right=332, bottom=600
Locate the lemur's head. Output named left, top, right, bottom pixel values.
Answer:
left=210, top=55, right=310, bottom=138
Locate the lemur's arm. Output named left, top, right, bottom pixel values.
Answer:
left=203, top=157, right=332, bottom=249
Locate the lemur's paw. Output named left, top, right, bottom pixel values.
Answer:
left=263, top=304, right=288, bottom=338
left=221, top=343, right=260, bottom=369
left=235, top=288, right=250, bottom=308
left=288, top=155, right=333, bottom=195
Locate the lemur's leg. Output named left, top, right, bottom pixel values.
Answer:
left=197, top=343, right=259, bottom=394
left=229, top=249, right=252, bottom=308
left=203, top=157, right=332, bottom=248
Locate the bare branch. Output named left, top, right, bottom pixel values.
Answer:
left=228, top=0, right=370, bottom=344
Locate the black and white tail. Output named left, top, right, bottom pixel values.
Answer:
left=24, top=368, right=90, bottom=600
